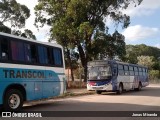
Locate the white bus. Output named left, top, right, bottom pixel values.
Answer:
left=87, top=60, right=149, bottom=94
left=0, top=32, right=66, bottom=111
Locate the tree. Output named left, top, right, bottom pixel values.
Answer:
left=137, top=56, right=154, bottom=69
left=0, top=0, right=36, bottom=40
left=64, top=48, right=79, bottom=81
left=91, top=30, right=125, bottom=60
left=149, top=70, right=160, bottom=81
left=21, top=29, right=36, bottom=40
left=35, top=0, right=143, bottom=82
left=152, top=60, right=160, bottom=70
left=126, top=44, right=160, bottom=60
left=125, top=45, right=138, bottom=64
left=0, top=22, right=11, bottom=33
left=48, top=17, right=78, bottom=81
left=12, top=29, right=37, bottom=40
left=0, top=0, right=30, bottom=29
left=126, top=44, right=160, bottom=65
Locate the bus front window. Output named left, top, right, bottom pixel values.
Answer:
left=88, top=66, right=112, bottom=80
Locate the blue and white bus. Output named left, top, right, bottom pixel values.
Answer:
left=0, top=32, right=66, bottom=111
left=87, top=60, right=149, bottom=94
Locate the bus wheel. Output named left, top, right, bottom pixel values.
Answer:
left=3, top=89, right=23, bottom=111
left=96, top=91, right=102, bottom=94
left=137, top=82, right=142, bottom=91
left=117, top=84, right=123, bottom=94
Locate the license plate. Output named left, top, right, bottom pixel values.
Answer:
left=92, top=87, right=103, bottom=90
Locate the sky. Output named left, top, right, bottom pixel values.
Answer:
left=16, top=0, right=160, bottom=48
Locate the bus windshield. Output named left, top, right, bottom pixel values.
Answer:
left=88, top=65, right=112, bottom=80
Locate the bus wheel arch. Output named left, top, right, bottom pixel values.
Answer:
left=3, top=84, right=26, bottom=111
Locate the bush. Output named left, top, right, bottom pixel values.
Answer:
left=73, top=68, right=84, bottom=79
left=149, top=70, right=160, bottom=83
left=67, top=81, right=87, bottom=89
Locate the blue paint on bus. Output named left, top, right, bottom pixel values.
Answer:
left=0, top=68, right=62, bottom=104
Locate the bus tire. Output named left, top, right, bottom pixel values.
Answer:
left=96, top=91, right=102, bottom=94
left=137, top=82, right=142, bottom=91
left=3, top=89, right=23, bottom=111
left=117, top=83, right=123, bottom=94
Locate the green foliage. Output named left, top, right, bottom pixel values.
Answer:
left=73, top=68, right=83, bottom=79
left=21, top=29, right=37, bottom=40
left=91, top=30, right=126, bottom=60
left=0, top=22, right=11, bottom=33
left=149, top=70, right=160, bottom=80
left=12, top=29, right=37, bottom=40
left=137, top=56, right=154, bottom=69
left=0, top=0, right=30, bottom=28
left=0, top=0, right=36, bottom=40
left=126, top=44, right=160, bottom=69
left=152, top=60, right=160, bottom=70
left=126, top=44, right=160, bottom=61
left=64, top=49, right=79, bottom=69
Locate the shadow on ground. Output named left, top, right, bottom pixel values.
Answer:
left=101, top=86, right=160, bottom=97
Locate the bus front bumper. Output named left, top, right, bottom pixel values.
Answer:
left=87, top=83, right=113, bottom=91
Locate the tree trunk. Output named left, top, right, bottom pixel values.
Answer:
left=66, top=48, right=74, bottom=81
left=83, top=64, right=88, bottom=82
left=77, top=44, right=88, bottom=82
left=70, top=65, right=74, bottom=81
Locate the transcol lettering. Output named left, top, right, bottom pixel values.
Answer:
left=3, top=70, right=45, bottom=79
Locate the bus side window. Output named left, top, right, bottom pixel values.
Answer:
left=47, top=47, right=52, bottom=64
left=124, top=65, right=129, bottom=76
left=129, top=66, right=134, bottom=76
left=118, top=64, right=124, bottom=75
left=138, top=67, right=143, bottom=76
left=134, top=67, right=139, bottom=75
left=38, top=45, right=48, bottom=64
left=52, top=48, right=63, bottom=66
left=11, top=41, right=25, bottom=61
left=1, top=38, right=9, bottom=60
left=113, top=64, right=117, bottom=76
left=24, top=43, right=31, bottom=62
left=142, top=68, right=146, bottom=76
left=31, top=44, right=37, bottom=63
left=113, top=68, right=117, bottom=76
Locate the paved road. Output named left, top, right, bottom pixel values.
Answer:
left=1, top=84, right=160, bottom=120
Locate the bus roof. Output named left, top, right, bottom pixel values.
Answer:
left=0, top=32, right=63, bottom=49
left=113, top=60, right=148, bottom=68
left=88, top=60, right=148, bottom=68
